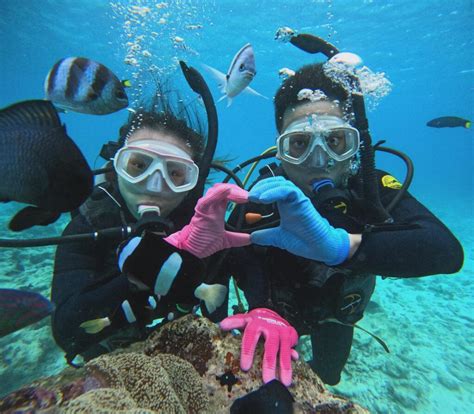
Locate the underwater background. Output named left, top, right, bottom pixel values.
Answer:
left=0, top=0, right=472, bottom=412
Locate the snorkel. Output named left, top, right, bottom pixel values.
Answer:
left=175, top=61, right=218, bottom=222
left=288, top=33, right=392, bottom=223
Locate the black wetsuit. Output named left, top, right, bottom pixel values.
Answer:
left=212, top=165, right=463, bottom=385
left=51, top=181, right=203, bottom=363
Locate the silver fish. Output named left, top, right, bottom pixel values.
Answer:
left=44, top=57, right=129, bottom=115
left=203, top=43, right=267, bottom=107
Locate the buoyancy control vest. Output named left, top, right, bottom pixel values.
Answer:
left=247, top=164, right=377, bottom=334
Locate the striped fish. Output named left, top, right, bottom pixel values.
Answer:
left=0, top=289, right=54, bottom=338
left=44, top=57, right=129, bottom=115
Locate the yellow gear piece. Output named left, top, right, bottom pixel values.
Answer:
left=334, top=201, right=348, bottom=214
left=381, top=175, right=402, bottom=190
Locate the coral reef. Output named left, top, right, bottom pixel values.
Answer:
left=60, top=388, right=155, bottom=413
left=85, top=352, right=208, bottom=413
left=0, top=315, right=368, bottom=413
left=144, top=314, right=368, bottom=413
left=144, top=314, right=216, bottom=376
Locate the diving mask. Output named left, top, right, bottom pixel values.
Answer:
left=277, top=115, right=360, bottom=166
left=113, top=140, right=199, bottom=193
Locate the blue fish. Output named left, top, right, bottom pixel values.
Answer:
left=45, top=57, right=129, bottom=115
left=0, top=289, right=54, bottom=338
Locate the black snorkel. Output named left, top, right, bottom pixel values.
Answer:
left=352, top=92, right=392, bottom=223
left=176, top=61, right=218, bottom=223
left=289, top=33, right=339, bottom=57
left=0, top=61, right=218, bottom=248
left=288, top=33, right=395, bottom=224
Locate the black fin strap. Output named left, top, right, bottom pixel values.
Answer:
left=353, top=323, right=390, bottom=353
left=321, top=318, right=390, bottom=353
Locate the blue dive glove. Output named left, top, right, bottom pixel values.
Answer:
left=249, top=177, right=350, bottom=265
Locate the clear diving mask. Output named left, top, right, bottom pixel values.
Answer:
left=277, top=115, right=360, bottom=168
left=113, top=140, right=199, bottom=193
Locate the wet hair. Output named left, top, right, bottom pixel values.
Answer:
left=118, top=84, right=206, bottom=162
left=274, top=63, right=358, bottom=133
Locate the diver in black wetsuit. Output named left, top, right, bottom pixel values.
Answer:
left=215, top=62, right=464, bottom=386
left=50, top=81, right=227, bottom=364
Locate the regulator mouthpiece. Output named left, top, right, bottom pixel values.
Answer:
left=134, top=205, right=173, bottom=236
left=311, top=179, right=335, bottom=195
left=137, top=205, right=161, bottom=217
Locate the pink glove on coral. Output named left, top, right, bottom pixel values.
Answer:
left=165, top=183, right=250, bottom=258
left=220, top=308, right=299, bottom=387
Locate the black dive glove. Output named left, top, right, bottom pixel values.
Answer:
left=117, top=231, right=206, bottom=304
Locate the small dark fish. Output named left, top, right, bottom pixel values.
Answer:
left=0, top=100, right=93, bottom=231
left=45, top=57, right=129, bottom=115
left=216, top=371, right=239, bottom=392
left=290, top=33, right=339, bottom=58
left=230, top=379, right=295, bottom=414
left=427, top=116, right=471, bottom=128
left=0, top=289, right=54, bottom=338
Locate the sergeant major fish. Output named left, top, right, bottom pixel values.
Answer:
left=0, top=100, right=93, bottom=231
left=203, top=43, right=267, bottom=107
left=45, top=57, right=130, bottom=115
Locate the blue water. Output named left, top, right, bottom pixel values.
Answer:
left=0, top=0, right=473, bottom=412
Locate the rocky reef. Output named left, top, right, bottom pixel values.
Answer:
left=0, top=315, right=369, bottom=413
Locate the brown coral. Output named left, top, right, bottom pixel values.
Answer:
left=145, top=314, right=216, bottom=376
left=2, top=315, right=369, bottom=414
left=0, top=386, right=57, bottom=413
left=60, top=388, right=156, bottom=413
left=144, top=315, right=369, bottom=413
left=85, top=352, right=208, bottom=413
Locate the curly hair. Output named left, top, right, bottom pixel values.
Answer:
left=274, top=62, right=358, bottom=133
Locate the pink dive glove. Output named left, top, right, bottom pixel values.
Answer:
left=220, top=308, right=299, bottom=387
left=165, top=183, right=251, bottom=258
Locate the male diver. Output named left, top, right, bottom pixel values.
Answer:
left=213, top=61, right=464, bottom=387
